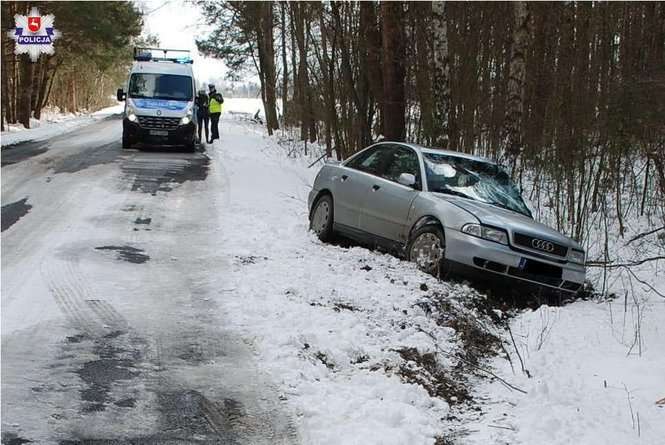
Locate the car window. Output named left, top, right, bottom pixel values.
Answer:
left=382, top=146, right=421, bottom=188
left=345, top=146, right=392, bottom=176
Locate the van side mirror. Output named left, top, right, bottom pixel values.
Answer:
left=116, top=88, right=125, bottom=102
left=398, top=173, right=416, bottom=188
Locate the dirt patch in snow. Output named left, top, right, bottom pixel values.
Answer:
left=1, top=197, right=32, bottom=232
left=121, top=152, right=210, bottom=195
left=396, top=347, right=471, bottom=405
left=1, top=140, right=48, bottom=166
left=95, top=245, right=150, bottom=264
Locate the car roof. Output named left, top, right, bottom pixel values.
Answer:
left=130, top=61, right=194, bottom=77
left=372, top=141, right=497, bottom=165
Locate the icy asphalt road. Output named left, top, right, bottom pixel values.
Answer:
left=1, top=115, right=297, bottom=444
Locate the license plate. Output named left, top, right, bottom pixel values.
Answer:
left=518, top=257, right=528, bottom=270
left=149, top=130, right=168, bottom=136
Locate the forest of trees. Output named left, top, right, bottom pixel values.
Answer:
left=197, top=1, right=664, bottom=245
left=1, top=1, right=143, bottom=130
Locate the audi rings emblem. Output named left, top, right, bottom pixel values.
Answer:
left=531, top=238, right=555, bottom=252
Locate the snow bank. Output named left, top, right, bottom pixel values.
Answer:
left=223, top=97, right=265, bottom=117
left=1, top=103, right=123, bottom=147
left=467, top=297, right=665, bottom=444
left=211, top=115, right=493, bottom=444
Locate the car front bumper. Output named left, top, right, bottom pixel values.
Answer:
left=445, top=227, right=585, bottom=293
left=123, top=118, right=196, bottom=146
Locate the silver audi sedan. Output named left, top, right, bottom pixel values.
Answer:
left=308, top=142, right=586, bottom=294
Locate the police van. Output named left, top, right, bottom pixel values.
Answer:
left=117, top=48, right=198, bottom=152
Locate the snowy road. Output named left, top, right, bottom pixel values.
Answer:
left=1, top=115, right=297, bottom=443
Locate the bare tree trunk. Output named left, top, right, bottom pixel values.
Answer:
left=431, top=1, right=451, bottom=147
left=503, top=1, right=530, bottom=161
left=18, top=55, right=35, bottom=128
left=257, top=2, right=279, bottom=134
left=381, top=2, right=406, bottom=141
left=280, top=2, right=288, bottom=124
left=292, top=3, right=312, bottom=141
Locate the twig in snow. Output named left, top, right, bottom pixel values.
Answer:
left=308, top=153, right=328, bottom=168
left=586, top=256, right=665, bottom=268
left=488, top=424, right=516, bottom=431
left=621, top=265, right=665, bottom=299
left=624, top=383, right=636, bottom=431
left=626, top=226, right=665, bottom=245
left=506, top=323, right=531, bottom=378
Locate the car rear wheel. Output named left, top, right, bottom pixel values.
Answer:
left=408, top=225, right=446, bottom=277
left=310, top=194, right=334, bottom=242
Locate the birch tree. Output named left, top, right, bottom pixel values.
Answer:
left=431, top=1, right=451, bottom=148
left=503, top=1, right=530, bottom=161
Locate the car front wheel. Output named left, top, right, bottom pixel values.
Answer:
left=310, top=194, right=334, bottom=242
left=122, top=132, right=132, bottom=149
left=408, top=225, right=446, bottom=277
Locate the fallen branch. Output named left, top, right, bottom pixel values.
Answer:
left=622, top=266, right=665, bottom=299
left=488, top=424, right=516, bottom=431
left=626, top=226, right=665, bottom=245
left=586, top=256, right=665, bottom=268
left=308, top=152, right=328, bottom=168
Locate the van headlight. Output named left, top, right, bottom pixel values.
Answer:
left=180, top=115, right=191, bottom=125
left=126, top=107, right=137, bottom=122
left=568, top=249, right=585, bottom=265
left=461, top=223, right=508, bottom=245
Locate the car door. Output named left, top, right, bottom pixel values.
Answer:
left=333, top=145, right=393, bottom=230
left=358, top=145, right=422, bottom=243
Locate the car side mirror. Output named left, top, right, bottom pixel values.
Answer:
left=116, top=88, right=125, bottom=102
left=398, top=173, right=416, bottom=188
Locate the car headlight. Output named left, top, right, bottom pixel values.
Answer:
left=180, top=115, right=191, bottom=125
left=461, top=223, right=508, bottom=245
left=568, top=249, right=585, bottom=265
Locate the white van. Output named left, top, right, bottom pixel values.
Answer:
left=117, top=48, right=198, bottom=152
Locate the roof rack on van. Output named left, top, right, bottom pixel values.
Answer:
left=133, top=47, right=193, bottom=64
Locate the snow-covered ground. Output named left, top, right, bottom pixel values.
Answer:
left=467, top=298, right=665, bottom=444
left=214, top=110, right=665, bottom=444
left=214, top=118, right=486, bottom=444
left=1, top=103, right=124, bottom=147
left=2, top=97, right=662, bottom=443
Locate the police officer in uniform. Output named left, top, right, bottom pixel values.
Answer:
left=208, top=84, right=224, bottom=143
left=195, top=89, right=209, bottom=144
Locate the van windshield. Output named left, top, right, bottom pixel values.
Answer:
left=128, top=73, right=192, bottom=101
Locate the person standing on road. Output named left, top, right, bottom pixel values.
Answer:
left=195, top=89, right=209, bottom=144
left=208, top=84, right=224, bottom=143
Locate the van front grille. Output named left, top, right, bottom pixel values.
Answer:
left=137, top=116, right=180, bottom=130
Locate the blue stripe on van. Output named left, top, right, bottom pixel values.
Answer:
left=133, top=99, right=188, bottom=111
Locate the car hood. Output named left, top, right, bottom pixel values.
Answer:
left=446, top=198, right=582, bottom=249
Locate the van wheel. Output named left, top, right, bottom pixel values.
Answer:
left=310, top=194, right=334, bottom=242
left=122, top=133, right=131, bottom=149
left=407, top=225, right=446, bottom=278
